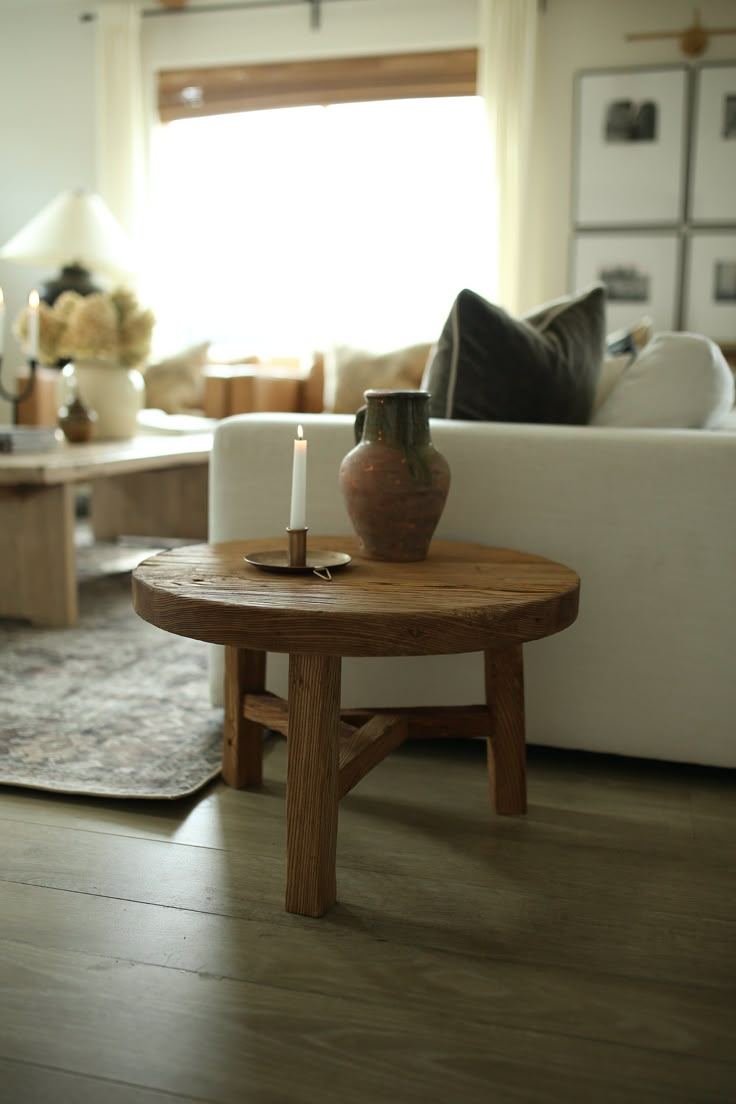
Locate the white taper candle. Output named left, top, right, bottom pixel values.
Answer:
left=289, top=423, right=307, bottom=530
left=27, top=289, right=40, bottom=360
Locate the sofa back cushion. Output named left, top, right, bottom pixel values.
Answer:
left=144, top=342, right=211, bottom=413
left=324, top=343, right=432, bottom=414
left=592, top=332, right=735, bottom=429
left=424, top=285, right=606, bottom=424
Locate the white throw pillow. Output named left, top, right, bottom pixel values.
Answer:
left=591, top=332, right=735, bottom=429
left=592, top=354, right=630, bottom=414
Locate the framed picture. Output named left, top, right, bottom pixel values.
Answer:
left=572, top=232, right=681, bottom=333
left=689, top=63, right=736, bottom=222
left=684, top=232, right=736, bottom=342
left=573, top=66, right=688, bottom=227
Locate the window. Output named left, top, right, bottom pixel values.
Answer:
left=145, top=52, right=495, bottom=356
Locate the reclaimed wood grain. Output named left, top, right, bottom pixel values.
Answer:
left=285, top=653, right=341, bottom=916
left=340, top=705, right=491, bottom=741
left=223, top=647, right=266, bottom=787
left=132, top=537, right=580, bottom=914
left=485, top=646, right=527, bottom=814
left=244, top=690, right=358, bottom=745
left=337, top=713, right=408, bottom=799
left=132, top=537, right=580, bottom=657
left=243, top=692, right=408, bottom=798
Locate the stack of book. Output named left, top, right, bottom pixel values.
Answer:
left=0, top=424, right=60, bottom=453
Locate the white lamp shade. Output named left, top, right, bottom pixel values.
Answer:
left=0, top=189, right=135, bottom=276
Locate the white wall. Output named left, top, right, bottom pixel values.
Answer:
left=527, top=0, right=736, bottom=311
left=0, top=2, right=95, bottom=420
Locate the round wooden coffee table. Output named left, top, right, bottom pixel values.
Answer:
left=133, top=536, right=579, bottom=917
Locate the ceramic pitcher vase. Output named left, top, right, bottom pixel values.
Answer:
left=63, top=359, right=145, bottom=441
left=339, top=389, right=451, bottom=562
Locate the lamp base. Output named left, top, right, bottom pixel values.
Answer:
left=40, top=264, right=102, bottom=305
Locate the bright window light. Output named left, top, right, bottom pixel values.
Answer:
left=144, top=96, right=496, bottom=357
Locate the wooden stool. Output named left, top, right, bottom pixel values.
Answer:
left=133, top=537, right=580, bottom=917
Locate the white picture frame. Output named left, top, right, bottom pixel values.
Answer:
left=684, top=232, right=736, bottom=342
left=572, top=232, right=681, bottom=334
left=573, top=66, right=688, bottom=227
left=689, top=63, right=736, bottom=222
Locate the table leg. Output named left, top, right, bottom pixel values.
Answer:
left=484, top=645, right=527, bottom=815
left=223, top=646, right=266, bottom=787
left=0, top=483, right=77, bottom=626
left=285, top=652, right=341, bottom=917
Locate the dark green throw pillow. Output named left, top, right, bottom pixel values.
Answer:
left=425, top=285, right=606, bottom=423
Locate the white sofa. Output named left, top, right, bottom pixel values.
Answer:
left=209, top=411, right=736, bottom=768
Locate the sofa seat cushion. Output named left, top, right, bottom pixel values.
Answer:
left=424, top=285, right=606, bottom=424
left=592, top=332, right=735, bottom=429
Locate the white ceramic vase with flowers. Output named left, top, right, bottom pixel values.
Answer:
left=14, top=287, right=155, bottom=440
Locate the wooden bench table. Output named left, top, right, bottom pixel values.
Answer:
left=0, top=433, right=211, bottom=627
left=132, top=536, right=580, bottom=917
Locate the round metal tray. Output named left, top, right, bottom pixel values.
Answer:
left=244, top=550, right=352, bottom=574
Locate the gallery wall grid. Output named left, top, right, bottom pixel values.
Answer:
left=569, top=61, right=736, bottom=342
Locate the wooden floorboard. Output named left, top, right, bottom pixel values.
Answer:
left=2, top=879, right=735, bottom=1063
left=0, top=1057, right=197, bottom=1104
left=0, top=740, right=735, bottom=1103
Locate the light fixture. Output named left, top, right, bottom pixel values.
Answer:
left=625, top=9, right=736, bottom=57
left=0, top=189, right=135, bottom=304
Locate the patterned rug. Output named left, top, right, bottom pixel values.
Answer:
left=0, top=537, right=223, bottom=800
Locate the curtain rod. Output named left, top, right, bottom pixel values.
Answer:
left=80, top=0, right=365, bottom=28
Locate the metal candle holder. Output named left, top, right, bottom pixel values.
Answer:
left=0, top=356, right=38, bottom=425
left=243, top=526, right=352, bottom=578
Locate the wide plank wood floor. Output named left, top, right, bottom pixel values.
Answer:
left=0, top=736, right=734, bottom=1104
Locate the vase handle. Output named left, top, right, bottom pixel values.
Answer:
left=354, top=404, right=367, bottom=444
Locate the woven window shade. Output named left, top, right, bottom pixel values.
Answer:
left=157, top=49, right=478, bottom=123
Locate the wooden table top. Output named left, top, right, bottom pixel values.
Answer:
left=132, top=537, right=580, bottom=658
left=0, top=433, right=212, bottom=486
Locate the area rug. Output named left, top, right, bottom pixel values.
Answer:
left=0, top=539, right=223, bottom=800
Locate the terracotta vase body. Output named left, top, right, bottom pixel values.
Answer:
left=339, top=389, right=450, bottom=562
left=63, top=360, right=144, bottom=441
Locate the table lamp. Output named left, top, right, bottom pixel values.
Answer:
left=0, top=189, right=135, bottom=304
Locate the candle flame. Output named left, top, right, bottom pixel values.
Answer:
left=28, top=289, right=40, bottom=310
left=297, top=424, right=304, bottom=440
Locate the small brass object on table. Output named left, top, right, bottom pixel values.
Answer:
left=243, top=528, right=351, bottom=576
left=287, top=526, right=308, bottom=567
left=59, top=396, right=97, bottom=443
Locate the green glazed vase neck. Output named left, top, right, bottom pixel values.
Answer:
left=360, top=390, right=432, bottom=447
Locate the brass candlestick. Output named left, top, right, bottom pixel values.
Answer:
left=287, top=526, right=308, bottom=567
left=0, top=357, right=38, bottom=425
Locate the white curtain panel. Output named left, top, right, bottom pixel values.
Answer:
left=477, top=0, right=540, bottom=315
left=95, top=2, right=148, bottom=252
